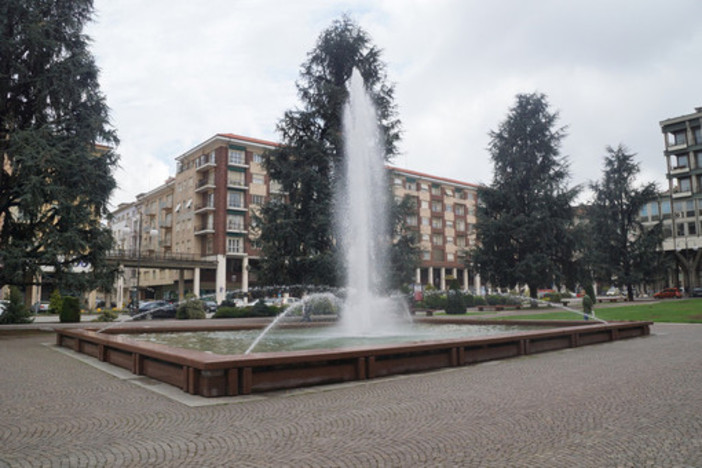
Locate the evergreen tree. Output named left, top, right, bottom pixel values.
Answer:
left=473, top=93, right=580, bottom=298
left=586, top=145, right=662, bottom=300
left=0, top=0, right=119, bottom=293
left=256, top=15, right=407, bottom=286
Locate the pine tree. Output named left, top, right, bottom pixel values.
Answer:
left=0, top=0, right=119, bottom=293
left=473, top=93, right=580, bottom=298
left=587, top=145, right=662, bottom=300
left=256, top=15, right=408, bottom=286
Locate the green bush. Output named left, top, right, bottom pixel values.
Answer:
left=0, top=287, right=33, bottom=324
left=49, top=289, right=63, bottom=315
left=177, top=297, right=206, bottom=320
left=445, top=290, right=466, bottom=314
left=473, top=295, right=486, bottom=306
left=212, top=302, right=280, bottom=319
left=212, top=306, right=246, bottom=319
left=94, top=309, right=119, bottom=322
left=423, top=292, right=447, bottom=310
left=59, top=296, right=81, bottom=323
left=542, top=292, right=562, bottom=303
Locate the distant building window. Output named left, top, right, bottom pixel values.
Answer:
left=394, top=177, right=403, bottom=186
left=675, top=154, right=689, bottom=169
left=227, top=214, right=245, bottom=231
left=228, top=191, right=244, bottom=209
left=432, top=234, right=443, bottom=245
left=455, top=205, right=465, bottom=216
left=405, top=181, right=416, bottom=191
left=445, top=203, right=452, bottom=212
left=688, top=221, right=697, bottom=236
left=421, top=200, right=429, bottom=210
left=406, top=215, right=418, bottom=226
left=431, top=201, right=442, bottom=212
left=432, top=249, right=444, bottom=261
left=456, top=219, right=466, bottom=231
left=252, top=174, right=265, bottom=185
left=229, top=149, right=245, bottom=165
left=228, top=171, right=245, bottom=186
left=431, top=217, right=442, bottom=229
left=421, top=217, right=430, bottom=226
left=227, top=237, right=244, bottom=254
left=422, top=251, right=431, bottom=261
left=253, top=153, right=263, bottom=164
left=251, top=195, right=265, bottom=205
left=431, top=186, right=441, bottom=196
left=421, top=183, right=429, bottom=192
left=447, top=252, right=455, bottom=262
left=444, top=189, right=453, bottom=197
left=446, top=236, right=454, bottom=245
left=678, top=177, right=691, bottom=192
left=694, top=128, right=702, bottom=145
left=456, top=237, right=466, bottom=247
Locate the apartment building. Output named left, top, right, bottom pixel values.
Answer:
left=389, top=167, right=480, bottom=292
left=110, top=134, right=482, bottom=303
left=655, top=107, right=702, bottom=290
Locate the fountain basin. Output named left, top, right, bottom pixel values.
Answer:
left=55, top=318, right=651, bottom=398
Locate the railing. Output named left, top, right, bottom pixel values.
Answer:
left=106, top=249, right=205, bottom=263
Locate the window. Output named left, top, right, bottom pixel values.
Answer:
left=228, top=171, right=245, bottom=186
left=455, top=205, right=465, bottom=216
left=661, top=200, right=671, bottom=220
left=431, top=217, right=442, bottom=229
left=447, top=252, right=455, bottom=262
left=675, top=154, right=689, bottom=169
left=677, top=222, right=685, bottom=236
left=456, top=219, right=466, bottom=231
left=421, top=200, right=429, bottom=210
left=405, top=181, right=416, bottom=191
left=431, top=201, right=442, bottom=212
left=678, top=177, right=691, bottom=192
left=228, top=191, right=244, bottom=209
left=406, top=215, right=418, bottom=226
left=432, top=234, right=443, bottom=245
left=456, top=237, right=466, bottom=247
left=432, top=249, right=444, bottom=261
left=650, top=202, right=659, bottom=221
left=227, top=237, right=243, bottom=254
left=445, top=220, right=453, bottom=229
left=422, top=251, right=431, bottom=261
left=394, top=177, right=403, bottom=186
left=669, top=130, right=687, bottom=147
left=227, top=214, right=245, bottom=231
left=253, top=153, right=263, bottom=164
left=696, top=152, right=702, bottom=169
left=445, top=203, right=452, bottom=213
left=251, top=194, right=265, bottom=205
left=421, top=233, right=430, bottom=242
left=445, top=189, right=453, bottom=197
left=421, top=217, right=430, bottom=226
left=421, top=183, right=429, bottom=192
left=689, top=222, right=697, bottom=236
left=252, top=174, right=265, bottom=185
left=229, top=149, right=245, bottom=165
left=694, top=128, right=702, bottom=145
left=446, top=236, right=454, bottom=245
left=431, top=186, right=441, bottom=196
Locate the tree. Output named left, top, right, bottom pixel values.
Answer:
left=0, top=0, right=119, bottom=293
left=472, top=93, right=580, bottom=298
left=586, top=145, right=662, bottom=301
left=0, top=286, right=32, bottom=324
left=256, top=15, right=409, bottom=286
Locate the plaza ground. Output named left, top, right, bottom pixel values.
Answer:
left=1, top=315, right=700, bottom=466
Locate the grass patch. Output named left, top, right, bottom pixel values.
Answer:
left=485, top=299, right=702, bottom=323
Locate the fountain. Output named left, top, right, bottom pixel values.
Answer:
left=55, top=70, right=652, bottom=398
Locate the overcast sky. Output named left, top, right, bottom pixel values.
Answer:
left=86, top=0, right=702, bottom=207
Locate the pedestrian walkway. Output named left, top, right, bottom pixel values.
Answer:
left=1, top=322, right=700, bottom=466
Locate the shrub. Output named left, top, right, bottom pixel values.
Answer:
left=445, top=290, right=466, bottom=314
left=423, top=292, right=447, bottom=310
left=49, top=289, right=63, bottom=315
left=94, top=309, right=119, bottom=322
left=177, top=297, right=206, bottom=320
left=542, top=292, right=562, bottom=303
left=59, top=296, right=81, bottom=323
left=0, top=287, right=33, bottom=324
left=212, top=306, right=245, bottom=319
left=463, top=294, right=475, bottom=308
left=473, top=295, right=486, bottom=306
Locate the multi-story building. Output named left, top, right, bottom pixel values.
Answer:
left=656, top=107, right=702, bottom=291
left=109, top=134, right=483, bottom=304
left=389, top=167, right=480, bottom=292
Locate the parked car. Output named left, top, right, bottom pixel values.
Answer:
left=203, top=300, right=218, bottom=313
left=130, top=300, right=176, bottom=320
left=31, top=301, right=51, bottom=314
left=0, top=300, right=9, bottom=319
left=691, top=288, right=702, bottom=298
left=653, top=288, right=682, bottom=299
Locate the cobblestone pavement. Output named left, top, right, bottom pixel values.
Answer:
left=1, top=323, right=701, bottom=467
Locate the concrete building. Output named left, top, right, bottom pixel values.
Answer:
left=389, top=167, right=480, bottom=292
left=109, top=135, right=482, bottom=304
left=657, top=107, right=702, bottom=291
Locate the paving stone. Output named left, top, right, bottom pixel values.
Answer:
left=0, top=324, right=700, bottom=467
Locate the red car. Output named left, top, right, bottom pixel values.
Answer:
left=653, top=288, right=682, bottom=299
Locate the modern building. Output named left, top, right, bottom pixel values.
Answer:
left=109, top=135, right=482, bottom=304
left=656, top=107, right=702, bottom=291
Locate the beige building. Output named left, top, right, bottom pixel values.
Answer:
left=389, top=167, right=480, bottom=292
left=110, top=135, right=482, bottom=304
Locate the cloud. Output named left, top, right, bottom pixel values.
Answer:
left=87, top=0, right=702, bottom=207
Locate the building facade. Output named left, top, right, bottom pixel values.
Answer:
left=657, top=107, right=702, bottom=291
left=389, top=167, right=480, bottom=292
left=109, top=135, right=482, bottom=304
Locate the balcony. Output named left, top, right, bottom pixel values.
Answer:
left=195, top=177, right=216, bottom=192
left=159, top=238, right=172, bottom=248
left=227, top=204, right=247, bottom=212
left=227, top=223, right=247, bottom=234
left=194, top=202, right=215, bottom=214
left=195, top=158, right=216, bottom=172
left=194, top=224, right=215, bottom=236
